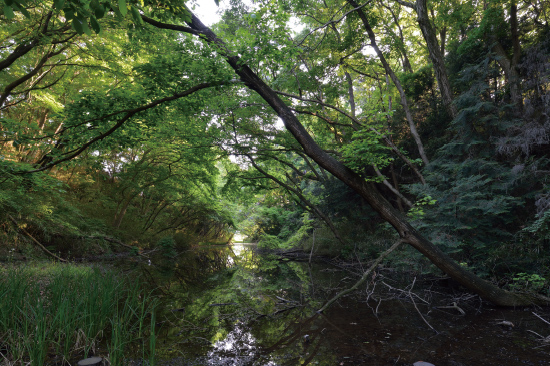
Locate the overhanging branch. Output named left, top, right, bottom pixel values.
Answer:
left=19, top=80, right=236, bottom=174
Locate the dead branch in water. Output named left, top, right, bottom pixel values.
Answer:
left=317, top=239, right=402, bottom=313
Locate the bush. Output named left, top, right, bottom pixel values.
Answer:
left=257, top=234, right=283, bottom=249
left=157, top=236, right=177, bottom=257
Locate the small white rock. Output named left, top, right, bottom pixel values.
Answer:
left=77, top=357, right=103, bottom=366
left=414, top=362, right=435, bottom=366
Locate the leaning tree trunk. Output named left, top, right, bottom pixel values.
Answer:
left=144, top=11, right=550, bottom=306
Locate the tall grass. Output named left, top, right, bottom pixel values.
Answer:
left=0, top=263, right=158, bottom=366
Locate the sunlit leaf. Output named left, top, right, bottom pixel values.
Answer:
left=131, top=6, right=143, bottom=25
left=118, top=0, right=127, bottom=16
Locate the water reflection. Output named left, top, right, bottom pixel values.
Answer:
left=131, top=244, right=550, bottom=366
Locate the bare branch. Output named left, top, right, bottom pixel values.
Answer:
left=317, top=239, right=403, bottom=312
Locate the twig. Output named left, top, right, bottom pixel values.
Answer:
left=275, top=296, right=296, bottom=303
left=527, top=329, right=546, bottom=339
left=85, top=235, right=150, bottom=258
left=409, top=277, right=437, bottom=333
left=436, top=302, right=466, bottom=315
left=381, top=280, right=429, bottom=304
left=533, top=312, right=550, bottom=326
left=317, top=239, right=402, bottom=313
left=375, top=297, right=382, bottom=314
left=309, top=228, right=316, bottom=264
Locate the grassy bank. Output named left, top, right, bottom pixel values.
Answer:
left=0, top=263, right=157, bottom=366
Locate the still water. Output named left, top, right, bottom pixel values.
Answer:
left=126, top=244, right=550, bottom=365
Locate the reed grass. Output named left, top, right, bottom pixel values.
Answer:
left=0, top=263, right=158, bottom=366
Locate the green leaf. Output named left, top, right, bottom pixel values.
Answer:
left=72, top=17, right=84, bottom=34
left=181, top=9, right=191, bottom=23
left=118, top=0, right=127, bottom=16
left=131, top=6, right=142, bottom=24
left=80, top=18, right=92, bottom=36
left=90, top=15, right=101, bottom=33
left=4, top=0, right=13, bottom=6
left=94, top=4, right=105, bottom=18
left=90, top=0, right=103, bottom=18
left=3, top=4, right=14, bottom=18
left=53, top=0, right=65, bottom=9
left=63, top=7, right=75, bottom=20
left=11, top=2, right=29, bottom=18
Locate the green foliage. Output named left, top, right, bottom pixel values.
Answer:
left=341, top=126, right=394, bottom=177
left=257, top=234, right=283, bottom=250
left=284, top=212, right=314, bottom=249
left=523, top=208, right=550, bottom=240
left=400, top=65, right=435, bottom=102
left=0, top=160, right=84, bottom=244
left=0, top=0, right=190, bottom=35
left=407, top=195, right=437, bottom=221
left=2, top=0, right=550, bottom=289
left=508, top=272, right=547, bottom=293
left=520, top=208, right=550, bottom=255
left=157, top=236, right=176, bottom=257
left=409, top=158, right=522, bottom=256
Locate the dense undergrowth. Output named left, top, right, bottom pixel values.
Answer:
left=0, top=162, right=234, bottom=261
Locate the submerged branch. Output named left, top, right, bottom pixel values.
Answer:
left=317, top=239, right=402, bottom=312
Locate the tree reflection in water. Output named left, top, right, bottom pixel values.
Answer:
left=130, top=244, right=550, bottom=366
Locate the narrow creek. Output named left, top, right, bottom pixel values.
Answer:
left=118, top=243, right=550, bottom=366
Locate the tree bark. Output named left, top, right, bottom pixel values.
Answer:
left=490, top=39, right=522, bottom=109
left=373, top=165, right=413, bottom=208
left=145, top=12, right=549, bottom=306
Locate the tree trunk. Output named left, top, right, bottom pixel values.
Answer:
left=380, top=1, right=414, bottom=73
left=145, top=11, right=550, bottom=306
left=395, top=0, right=456, bottom=118
left=347, top=0, right=429, bottom=166
left=510, top=0, right=522, bottom=110
left=414, top=0, right=457, bottom=119
left=490, top=40, right=522, bottom=109
left=112, top=197, right=132, bottom=228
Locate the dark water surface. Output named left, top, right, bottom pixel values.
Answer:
left=124, top=244, right=550, bottom=366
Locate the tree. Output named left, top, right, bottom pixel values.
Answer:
left=2, top=0, right=549, bottom=305
left=155, top=3, right=550, bottom=305
left=395, top=0, right=458, bottom=118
